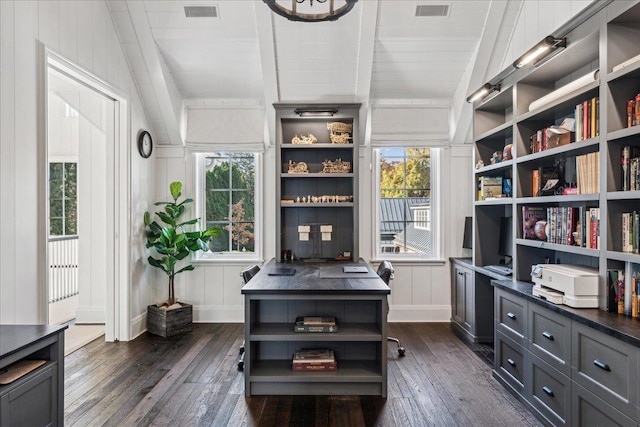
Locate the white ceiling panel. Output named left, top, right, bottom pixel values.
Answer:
left=107, top=0, right=526, bottom=144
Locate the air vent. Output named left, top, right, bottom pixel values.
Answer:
left=184, top=6, right=218, bottom=18
left=415, top=4, right=450, bottom=17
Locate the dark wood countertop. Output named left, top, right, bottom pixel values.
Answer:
left=241, top=259, right=390, bottom=295
left=0, top=324, right=67, bottom=359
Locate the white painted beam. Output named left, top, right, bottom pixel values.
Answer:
left=254, top=0, right=278, bottom=147
left=126, top=0, right=184, bottom=145
left=355, top=0, right=378, bottom=146
left=449, top=0, right=521, bottom=145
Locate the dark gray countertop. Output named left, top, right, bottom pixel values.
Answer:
left=241, top=259, right=390, bottom=294
left=450, top=257, right=640, bottom=348
left=0, top=324, right=67, bottom=359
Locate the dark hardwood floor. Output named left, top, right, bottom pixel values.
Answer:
left=64, top=323, right=542, bottom=426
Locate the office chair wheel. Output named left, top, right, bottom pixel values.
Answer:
left=239, top=347, right=244, bottom=355
left=398, top=347, right=406, bottom=356
left=237, top=360, right=244, bottom=371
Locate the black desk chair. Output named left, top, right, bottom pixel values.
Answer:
left=238, top=265, right=261, bottom=371
left=377, top=261, right=406, bottom=356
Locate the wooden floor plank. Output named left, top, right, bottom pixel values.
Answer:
left=64, top=322, right=543, bottom=426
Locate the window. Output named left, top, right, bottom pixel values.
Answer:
left=49, top=162, right=77, bottom=236
left=375, top=147, right=441, bottom=260
left=195, top=152, right=260, bottom=260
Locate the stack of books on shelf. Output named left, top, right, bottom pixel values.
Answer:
left=621, top=146, right=640, bottom=191
left=292, top=349, right=337, bottom=371
left=528, top=119, right=575, bottom=154
left=477, top=176, right=503, bottom=200
left=294, top=316, right=338, bottom=333
left=576, top=151, right=599, bottom=194
left=574, top=97, right=599, bottom=141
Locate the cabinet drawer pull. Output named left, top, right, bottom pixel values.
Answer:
left=507, top=312, right=516, bottom=320
left=507, top=358, right=516, bottom=367
left=542, top=386, right=554, bottom=397
left=542, top=331, right=554, bottom=340
left=593, top=359, right=611, bottom=371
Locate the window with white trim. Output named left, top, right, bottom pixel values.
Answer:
left=195, top=152, right=260, bottom=260
left=375, top=147, right=441, bottom=259
left=49, top=161, right=77, bottom=236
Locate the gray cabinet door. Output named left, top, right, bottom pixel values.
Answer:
left=452, top=265, right=466, bottom=326
left=0, top=363, right=57, bottom=427
left=463, top=268, right=474, bottom=331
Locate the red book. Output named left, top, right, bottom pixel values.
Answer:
left=589, top=208, right=598, bottom=249
left=583, top=100, right=589, bottom=140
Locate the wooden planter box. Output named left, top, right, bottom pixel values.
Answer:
left=147, top=303, right=192, bottom=337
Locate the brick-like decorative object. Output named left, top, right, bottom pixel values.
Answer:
left=147, top=303, right=193, bottom=337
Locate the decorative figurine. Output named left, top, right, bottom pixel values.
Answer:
left=288, top=160, right=309, bottom=174
left=322, top=158, right=351, bottom=173
left=490, top=151, right=503, bottom=164
left=475, top=159, right=485, bottom=169
left=502, top=144, right=513, bottom=160
left=327, top=122, right=352, bottom=144
left=291, top=133, right=317, bottom=144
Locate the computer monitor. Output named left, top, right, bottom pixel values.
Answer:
left=462, top=217, right=472, bottom=249
left=498, top=216, right=513, bottom=260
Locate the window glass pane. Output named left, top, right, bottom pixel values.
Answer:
left=66, top=199, right=77, bottom=235
left=377, top=147, right=436, bottom=257
left=201, top=153, right=257, bottom=257
left=50, top=163, right=63, bottom=180
left=50, top=218, right=63, bottom=236
left=50, top=199, right=63, bottom=217
left=231, top=156, right=255, bottom=189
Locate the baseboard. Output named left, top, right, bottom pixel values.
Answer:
left=388, top=305, right=451, bottom=322
left=130, top=312, right=147, bottom=340
left=193, top=305, right=243, bottom=323
left=75, top=306, right=105, bottom=324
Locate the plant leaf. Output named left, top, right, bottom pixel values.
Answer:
left=178, top=218, right=199, bottom=227
left=143, top=211, right=151, bottom=225
left=170, top=181, right=182, bottom=201
left=175, top=265, right=195, bottom=275
left=156, top=211, right=175, bottom=227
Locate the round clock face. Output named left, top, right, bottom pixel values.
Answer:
left=138, top=131, right=153, bottom=158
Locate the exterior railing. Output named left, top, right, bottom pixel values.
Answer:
left=48, top=235, right=79, bottom=303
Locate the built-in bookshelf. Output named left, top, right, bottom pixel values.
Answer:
left=471, top=2, right=640, bottom=309
left=274, top=103, right=360, bottom=262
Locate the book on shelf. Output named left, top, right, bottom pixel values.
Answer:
left=294, top=316, right=338, bottom=332
left=292, top=349, right=337, bottom=371
left=576, top=151, right=599, bottom=194
left=295, top=316, right=336, bottom=326
left=478, top=176, right=502, bottom=200
left=537, top=167, right=561, bottom=196
left=522, top=206, right=547, bottom=240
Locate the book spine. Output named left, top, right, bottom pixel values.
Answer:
left=294, top=325, right=338, bottom=333
left=583, top=100, right=589, bottom=140
left=292, top=362, right=337, bottom=371
left=622, top=146, right=630, bottom=191
left=623, top=213, right=630, bottom=253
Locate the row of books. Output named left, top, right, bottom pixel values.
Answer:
left=292, top=349, right=336, bottom=371
left=522, top=206, right=599, bottom=249
left=620, top=212, right=640, bottom=254
left=626, top=95, right=640, bottom=128
left=575, top=151, right=600, bottom=195
left=607, top=269, right=640, bottom=318
left=575, top=97, right=599, bottom=142
left=621, top=146, right=640, bottom=191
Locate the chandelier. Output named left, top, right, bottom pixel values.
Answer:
left=263, top=0, right=358, bottom=22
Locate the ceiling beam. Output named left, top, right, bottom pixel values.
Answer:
left=254, top=0, right=279, bottom=147
left=354, top=0, right=379, bottom=146
left=449, top=0, right=520, bottom=145
left=126, top=0, right=184, bottom=145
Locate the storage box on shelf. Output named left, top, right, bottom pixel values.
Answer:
left=275, top=103, right=360, bottom=262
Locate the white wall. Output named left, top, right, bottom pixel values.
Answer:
left=0, top=0, right=152, bottom=335
left=500, top=0, right=593, bottom=70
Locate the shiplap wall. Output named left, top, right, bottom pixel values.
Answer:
left=500, top=0, right=593, bottom=71
left=0, top=1, right=152, bottom=336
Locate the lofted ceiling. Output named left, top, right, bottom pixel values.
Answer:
left=107, top=0, right=523, bottom=145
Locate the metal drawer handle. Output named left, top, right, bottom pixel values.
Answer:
left=507, top=358, right=516, bottom=367
left=593, top=359, right=611, bottom=371
left=542, top=331, right=554, bottom=341
left=542, top=386, right=554, bottom=397
left=507, top=312, right=516, bottom=320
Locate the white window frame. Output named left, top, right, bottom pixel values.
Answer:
left=373, top=147, right=443, bottom=262
left=193, top=151, right=262, bottom=263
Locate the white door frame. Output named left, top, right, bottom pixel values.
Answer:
left=39, top=44, right=131, bottom=341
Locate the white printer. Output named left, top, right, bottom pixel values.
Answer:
left=530, top=264, right=599, bottom=308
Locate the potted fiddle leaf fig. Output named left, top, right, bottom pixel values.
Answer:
left=144, top=181, right=220, bottom=337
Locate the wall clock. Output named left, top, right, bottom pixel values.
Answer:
left=137, top=130, right=153, bottom=158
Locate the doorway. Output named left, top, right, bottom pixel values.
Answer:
left=44, top=48, right=130, bottom=343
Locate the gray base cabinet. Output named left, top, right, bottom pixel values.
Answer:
left=0, top=325, right=66, bottom=427
left=450, top=259, right=493, bottom=343
left=492, top=289, right=640, bottom=426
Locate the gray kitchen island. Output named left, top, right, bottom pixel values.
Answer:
left=241, top=259, right=390, bottom=397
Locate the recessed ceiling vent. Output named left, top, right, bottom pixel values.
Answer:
left=415, top=4, right=450, bottom=17
left=184, top=5, right=218, bottom=18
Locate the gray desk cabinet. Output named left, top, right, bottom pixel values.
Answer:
left=0, top=325, right=66, bottom=427
left=242, top=260, right=390, bottom=397
left=450, top=258, right=494, bottom=343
